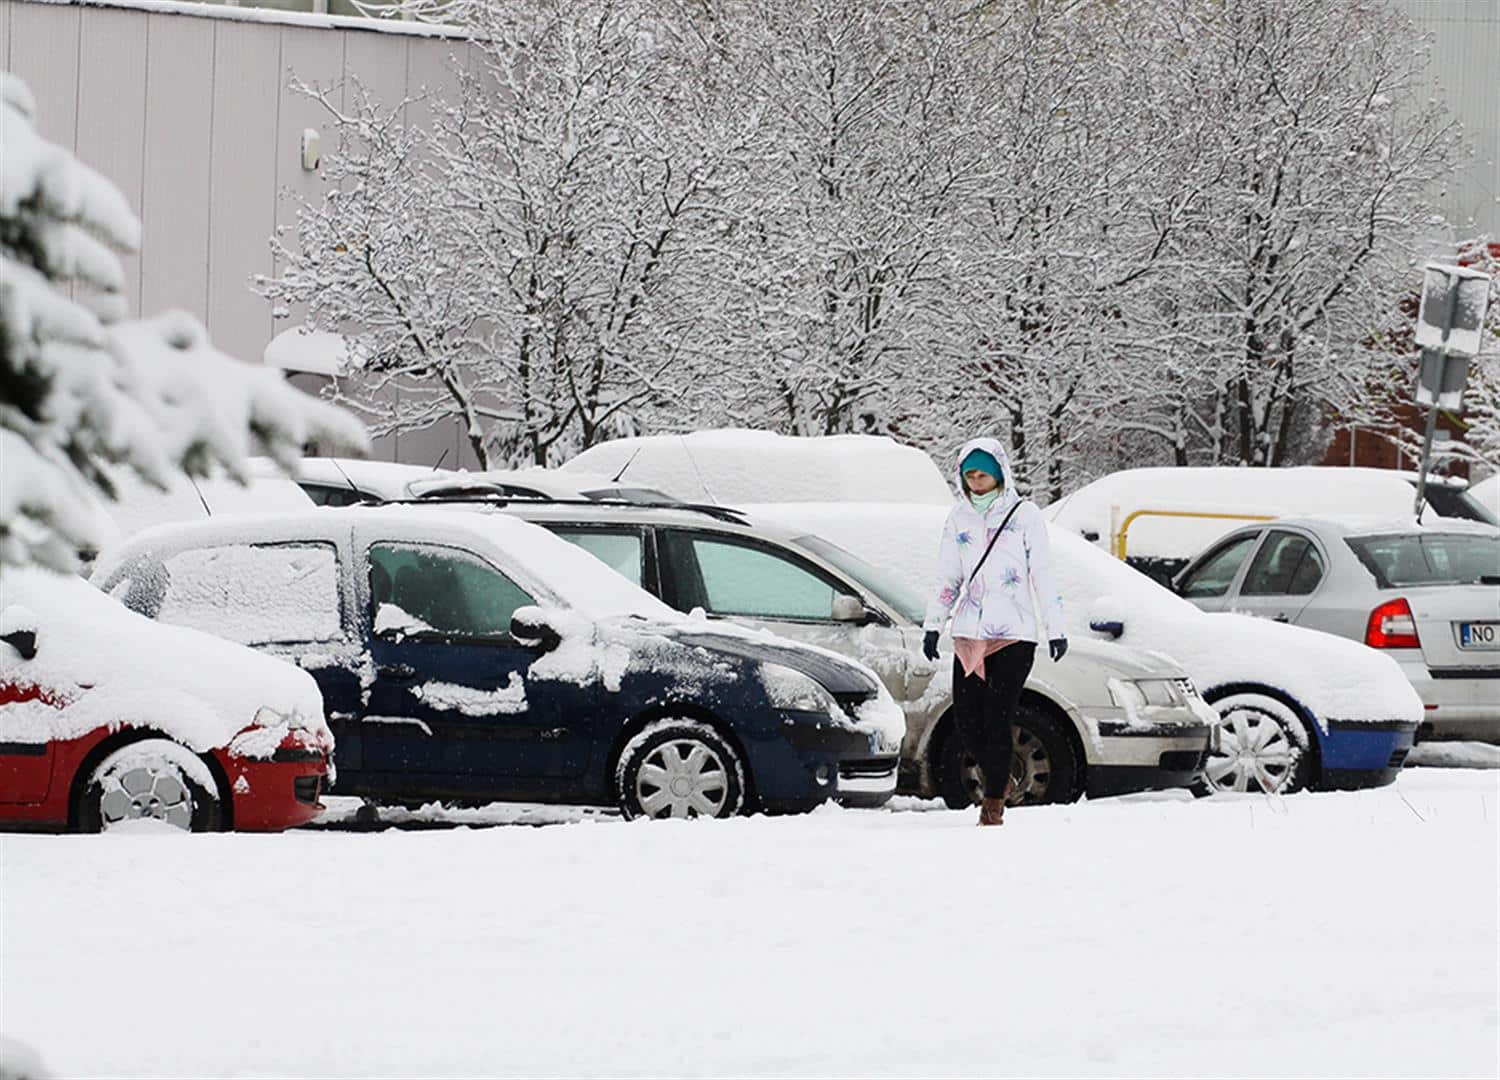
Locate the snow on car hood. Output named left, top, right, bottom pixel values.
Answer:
left=1052, top=531, right=1422, bottom=726
left=0, top=568, right=328, bottom=752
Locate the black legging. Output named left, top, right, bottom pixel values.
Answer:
left=952, top=643, right=1037, bottom=799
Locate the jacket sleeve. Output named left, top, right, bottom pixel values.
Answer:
left=1022, top=503, right=1067, bottom=641
left=923, top=511, right=964, bottom=632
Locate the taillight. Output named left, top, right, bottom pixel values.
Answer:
left=1366, top=598, right=1420, bottom=649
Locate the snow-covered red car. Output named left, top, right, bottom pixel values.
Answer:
left=0, top=568, right=332, bottom=832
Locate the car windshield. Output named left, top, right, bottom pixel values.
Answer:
left=1346, top=532, right=1500, bottom=588
left=792, top=534, right=927, bottom=624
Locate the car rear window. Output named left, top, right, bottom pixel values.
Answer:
left=1346, top=533, right=1500, bottom=588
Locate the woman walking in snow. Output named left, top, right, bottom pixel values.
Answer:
left=922, top=438, right=1068, bottom=826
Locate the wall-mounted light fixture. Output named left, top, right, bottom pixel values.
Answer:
left=301, top=128, right=321, bottom=172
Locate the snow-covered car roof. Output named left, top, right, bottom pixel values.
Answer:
left=94, top=506, right=683, bottom=623
left=281, top=457, right=460, bottom=502
left=561, top=430, right=953, bottom=507
left=744, top=501, right=1422, bottom=726
left=410, top=467, right=678, bottom=504
left=1248, top=515, right=1500, bottom=539
left=0, top=568, right=327, bottom=751
left=89, top=464, right=313, bottom=551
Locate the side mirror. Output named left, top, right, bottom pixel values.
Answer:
left=2, top=629, right=37, bottom=660
left=510, top=610, right=561, bottom=652
left=1088, top=619, right=1124, bottom=640
left=831, top=595, right=869, bottom=624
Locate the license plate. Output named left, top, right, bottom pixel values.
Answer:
left=1459, top=622, right=1500, bottom=649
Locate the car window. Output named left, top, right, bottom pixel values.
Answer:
left=1241, top=531, right=1324, bottom=596
left=1179, top=534, right=1259, bottom=598
left=1346, top=532, right=1500, bottom=587
left=793, top=533, right=924, bottom=624
left=159, top=543, right=342, bottom=644
left=303, top=484, right=367, bottom=507
left=550, top=529, right=645, bottom=587
left=661, top=532, right=840, bottom=620
left=367, top=543, right=534, bottom=639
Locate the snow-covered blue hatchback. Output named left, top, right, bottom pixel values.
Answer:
left=93, top=508, right=904, bottom=818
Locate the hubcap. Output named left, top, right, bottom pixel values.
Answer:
left=635, top=740, right=730, bottom=819
left=960, top=726, right=1052, bottom=806
left=1203, top=705, right=1299, bottom=794
left=98, top=765, right=194, bottom=830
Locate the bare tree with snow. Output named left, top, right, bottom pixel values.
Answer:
left=266, top=0, right=749, bottom=467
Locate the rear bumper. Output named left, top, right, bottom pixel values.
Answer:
left=1392, top=656, right=1500, bottom=744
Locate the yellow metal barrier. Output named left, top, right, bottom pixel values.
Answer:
left=1110, top=509, right=1277, bottom=561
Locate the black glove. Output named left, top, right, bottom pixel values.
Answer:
left=922, top=631, right=941, bottom=661
left=1049, top=638, right=1068, bottom=662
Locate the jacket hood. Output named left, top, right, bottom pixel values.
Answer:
left=953, top=437, right=1018, bottom=513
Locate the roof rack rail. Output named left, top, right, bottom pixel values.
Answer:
left=376, top=493, right=751, bottom=524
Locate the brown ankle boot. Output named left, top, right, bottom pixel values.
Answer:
left=978, top=796, right=1006, bottom=826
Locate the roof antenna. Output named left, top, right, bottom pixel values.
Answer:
left=611, top=445, right=643, bottom=483
left=328, top=458, right=364, bottom=502
left=680, top=434, right=719, bottom=506
left=188, top=474, right=212, bottom=517
left=431, top=448, right=450, bottom=472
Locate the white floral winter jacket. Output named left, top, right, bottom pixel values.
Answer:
left=923, top=437, right=1067, bottom=643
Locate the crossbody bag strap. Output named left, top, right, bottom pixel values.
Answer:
left=967, top=501, right=1025, bottom=588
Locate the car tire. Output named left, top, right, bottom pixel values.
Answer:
left=615, top=720, right=746, bottom=820
left=1196, top=690, right=1313, bottom=796
left=77, top=738, right=223, bottom=833
left=937, top=701, right=1083, bottom=809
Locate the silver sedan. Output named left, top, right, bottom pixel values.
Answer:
left=1174, top=517, right=1500, bottom=743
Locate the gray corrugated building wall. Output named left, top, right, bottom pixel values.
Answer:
left=1, top=0, right=479, bottom=467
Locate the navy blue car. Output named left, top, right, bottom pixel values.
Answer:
left=93, top=509, right=903, bottom=817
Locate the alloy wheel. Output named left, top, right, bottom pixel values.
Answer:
left=1203, top=704, right=1300, bottom=794
left=97, top=763, right=195, bottom=830
left=634, top=739, right=730, bottom=819
left=957, top=726, right=1054, bottom=806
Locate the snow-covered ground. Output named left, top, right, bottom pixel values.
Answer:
left=3, top=770, right=1495, bottom=1079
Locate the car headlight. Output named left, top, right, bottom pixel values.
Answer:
left=1136, top=679, right=1184, bottom=707
left=760, top=662, right=836, bottom=714
left=1108, top=679, right=1183, bottom=711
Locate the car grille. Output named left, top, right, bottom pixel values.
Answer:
left=1172, top=677, right=1198, bottom=699
left=293, top=775, right=323, bottom=804
left=838, top=758, right=897, bottom=780
left=272, top=746, right=325, bottom=763
left=1388, top=748, right=1410, bottom=769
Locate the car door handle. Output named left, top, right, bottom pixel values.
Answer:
left=378, top=663, right=417, bottom=680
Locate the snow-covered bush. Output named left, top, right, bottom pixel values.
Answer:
left=0, top=73, right=365, bottom=572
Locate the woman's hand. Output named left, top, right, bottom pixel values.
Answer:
left=1048, top=638, right=1068, bottom=662
left=922, top=631, right=941, bottom=661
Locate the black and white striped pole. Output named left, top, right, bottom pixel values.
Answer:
left=1412, top=262, right=1489, bottom=520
